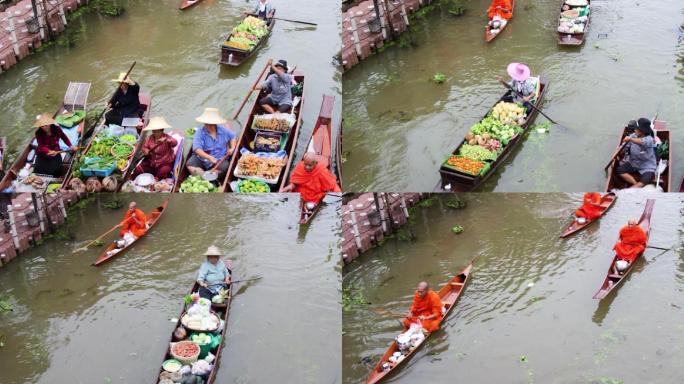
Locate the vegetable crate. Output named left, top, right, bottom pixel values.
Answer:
left=80, top=157, right=117, bottom=178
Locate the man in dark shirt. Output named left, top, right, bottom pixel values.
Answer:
left=105, top=72, right=141, bottom=126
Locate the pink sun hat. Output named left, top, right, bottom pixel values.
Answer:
left=507, top=62, right=531, bottom=81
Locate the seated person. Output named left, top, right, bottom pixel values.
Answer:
left=112, top=202, right=147, bottom=252
left=186, top=108, right=237, bottom=180
left=575, top=192, right=603, bottom=220
left=281, top=152, right=341, bottom=207
left=487, top=0, right=513, bottom=30
left=134, top=117, right=178, bottom=180
left=196, top=245, right=232, bottom=300
left=499, top=62, right=536, bottom=112
left=32, top=113, right=78, bottom=177
left=255, top=59, right=294, bottom=114
left=616, top=118, right=657, bottom=189
left=249, top=0, right=274, bottom=20
left=105, top=73, right=141, bottom=126
left=403, top=281, right=443, bottom=333
left=613, top=218, right=647, bottom=274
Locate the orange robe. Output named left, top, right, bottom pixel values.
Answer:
left=488, top=0, right=513, bottom=20
left=613, top=225, right=647, bottom=263
left=575, top=192, right=603, bottom=220
left=289, top=162, right=341, bottom=204
left=402, top=289, right=443, bottom=332
left=120, top=208, right=147, bottom=238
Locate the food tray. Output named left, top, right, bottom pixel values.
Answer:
left=441, top=157, right=491, bottom=177
left=236, top=179, right=271, bottom=192
left=180, top=312, right=221, bottom=332
left=250, top=113, right=296, bottom=134
left=254, top=131, right=285, bottom=152
left=80, top=157, right=117, bottom=177
left=234, top=165, right=281, bottom=185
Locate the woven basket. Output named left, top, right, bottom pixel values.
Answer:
left=169, top=341, right=200, bottom=365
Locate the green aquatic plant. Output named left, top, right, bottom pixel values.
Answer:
left=446, top=197, right=466, bottom=209
left=431, top=72, right=447, bottom=84
left=451, top=225, right=464, bottom=234
left=342, top=287, right=369, bottom=311
left=418, top=197, right=436, bottom=208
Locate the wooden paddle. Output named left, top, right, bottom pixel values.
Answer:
left=232, top=61, right=272, bottom=126
left=371, top=307, right=406, bottom=319
left=202, top=152, right=232, bottom=181
left=92, top=61, right=137, bottom=131
left=272, top=17, right=317, bottom=26
left=497, top=79, right=570, bottom=131
left=72, top=220, right=129, bottom=253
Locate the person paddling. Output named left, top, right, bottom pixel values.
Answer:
left=196, top=245, right=232, bottom=300
left=575, top=192, right=603, bottom=221
left=403, top=281, right=443, bottom=333
left=32, top=113, right=78, bottom=177
left=613, top=218, right=647, bottom=274
left=616, top=118, right=657, bottom=189
left=281, top=152, right=341, bottom=208
left=498, top=62, right=537, bottom=112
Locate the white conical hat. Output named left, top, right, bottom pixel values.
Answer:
left=143, top=116, right=173, bottom=132
left=204, top=245, right=223, bottom=257
left=195, top=108, right=227, bottom=125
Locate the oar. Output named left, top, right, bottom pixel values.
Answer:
left=207, top=276, right=262, bottom=286
left=647, top=245, right=672, bottom=251
left=497, top=79, right=571, bottom=131
left=72, top=220, right=128, bottom=253
left=604, top=108, right=661, bottom=172
left=53, top=146, right=85, bottom=155
left=92, top=61, right=137, bottom=130
left=231, top=61, right=271, bottom=127
left=272, top=17, right=317, bottom=26
left=202, top=152, right=231, bottom=182
left=371, top=307, right=406, bottom=319
left=654, top=159, right=667, bottom=190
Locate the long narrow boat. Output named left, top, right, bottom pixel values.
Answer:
left=219, top=12, right=276, bottom=67
left=593, top=199, right=655, bottom=300
left=173, top=146, right=195, bottom=192
left=335, top=119, right=343, bottom=189
left=297, top=94, right=337, bottom=224
left=179, top=0, right=203, bottom=10
left=0, top=136, right=7, bottom=176
left=559, top=192, right=616, bottom=238
left=92, top=199, right=169, bottom=266
left=605, top=120, right=671, bottom=192
left=436, top=76, right=549, bottom=192
left=121, top=130, right=185, bottom=192
left=557, top=0, right=591, bottom=46
left=0, top=82, right=91, bottom=193
left=366, top=261, right=473, bottom=384
left=679, top=176, right=684, bottom=192
left=157, top=262, right=233, bottom=384
left=61, top=92, right=152, bottom=191
left=485, top=0, right=515, bottom=42
left=222, top=69, right=305, bottom=192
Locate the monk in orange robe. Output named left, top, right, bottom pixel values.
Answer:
left=403, top=282, right=443, bottom=333
left=488, top=0, right=513, bottom=20
left=281, top=152, right=341, bottom=204
left=120, top=201, right=147, bottom=238
left=613, top=218, right=647, bottom=264
left=575, top=192, right=603, bottom=220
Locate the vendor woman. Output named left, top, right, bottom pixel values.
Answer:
left=133, top=116, right=178, bottom=180
left=33, top=113, right=78, bottom=176
left=197, top=245, right=232, bottom=300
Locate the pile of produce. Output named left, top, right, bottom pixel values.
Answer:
left=237, top=179, right=270, bottom=193
left=236, top=153, right=287, bottom=180
left=211, top=288, right=230, bottom=304
left=225, top=16, right=268, bottom=51
left=558, top=3, right=589, bottom=34
left=179, top=175, right=219, bottom=193
left=443, top=101, right=527, bottom=175
left=253, top=116, right=291, bottom=132
left=22, top=174, right=46, bottom=189
left=78, top=129, right=139, bottom=178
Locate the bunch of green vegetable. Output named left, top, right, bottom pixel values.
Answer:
left=85, top=157, right=116, bottom=169
left=190, top=333, right=212, bottom=345
left=458, top=144, right=498, bottom=162
left=179, top=175, right=218, bottom=193
left=656, top=140, right=669, bottom=159
left=90, top=136, right=118, bottom=157
left=119, top=134, right=137, bottom=144
left=469, top=116, right=521, bottom=145
left=111, top=143, right=134, bottom=159
left=238, top=179, right=270, bottom=193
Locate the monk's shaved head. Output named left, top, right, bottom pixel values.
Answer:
left=303, top=152, right=318, bottom=172
left=129, top=201, right=137, bottom=210
left=416, top=281, right=429, bottom=297
left=628, top=218, right=637, bottom=226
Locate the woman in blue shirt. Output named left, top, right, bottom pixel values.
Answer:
left=197, top=245, right=232, bottom=300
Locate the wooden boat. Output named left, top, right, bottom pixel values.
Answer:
left=157, top=261, right=233, bottom=384
left=605, top=120, right=671, bottom=192
left=121, top=130, right=185, bottom=192
left=219, top=12, right=276, bottom=67
left=593, top=199, right=654, bottom=299
left=557, top=0, right=591, bottom=46
left=366, top=262, right=473, bottom=384
left=173, top=146, right=195, bottom=193
left=297, top=94, right=337, bottom=225
left=679, top=176, right=684, bottom=192
left=559, top=193, right=616, bottom=238
left=92, top=199, right=169, bottom=266
left=0, top=136, right=7, bottom=176
left=179, top=0, right=203, bottom=10
left=485, top=0, right=515, bottom=42
left=335, top=119, right=343, bottom=189
left=0, top=82, right=91, bottom=193
left=222, top=69, right=305, bottom=192
left=436, top=76, right=549, bottom=192
left=61, top=92, right=152, bottom=191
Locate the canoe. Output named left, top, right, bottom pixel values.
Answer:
left=221, top=69, right=305, bottom=192
left=121, top=130, right=186, bottom=192
left=157, top=262, right=233, bottom=384
left=0, top=82, right=91, bottom=193
left=335, top=119, right=343, bottom=189
left=173, top=146, right=194, bottom=192
left=366, top=261, right=473, bottom=384
left=0, top=136, right=7, bottom=175
left=179, top=0, right=203, bottom=10
left=92, top=198, right=169, bottom=266
left=436, top=76, right=549, bottom=192
left=593, top=199, right=655, bottom=300
left=557, top=0, right=591, bottom=46
left=605, top=120, right=671, bottom=192
left=297, top=94, right=337, bottom=225
left=485, top=0, right=515, bottom=42
left=559, top=192, right=616, bottom=238
left=219, top=12, right=276, bottom=67
left=679, top=176, right=684, bottom=192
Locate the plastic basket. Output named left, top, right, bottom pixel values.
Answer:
left=254, top=131, right=283, bottom=152
left=80, top=157, right=117, bottom=178
left=236, top=179, right=271, bottom=192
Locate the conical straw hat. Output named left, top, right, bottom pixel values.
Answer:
left=32, top=113, right=56, bottom=128
left=111, top=72, right=135, bottom=85
left=195, top=108, right=227, bottom=125
left=143, top=116, right=173, bottom=132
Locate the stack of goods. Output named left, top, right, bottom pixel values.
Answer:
left=443, top=102, right=526, bottom=176
left=234, top=151, right=288, bottom=184
left=159, top=294, right=224, bottom=384
left=225, top=16, right=269, bottom=51
left=558, top=0, right=590, bottom=34
left=380, top=323, right=426, bottom=372
left=179, top=175, right=219, bottom=193
left=73, top=128, right=138, bottom=181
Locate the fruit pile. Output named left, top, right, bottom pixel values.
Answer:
left=226, top=16, right=268, bottom=51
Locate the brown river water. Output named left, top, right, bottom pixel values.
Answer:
left=0, top=194, right=341, bottom=383
left=0, top=0, right=341, bottom=167
left=342, top=0, right=684, bottom=192
left=343, top=192, right=684, bottom=383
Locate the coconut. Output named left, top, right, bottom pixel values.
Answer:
left=85, top=177, right=102, bottom=193
left=465, top=132, right=474, bottom=141
left=120, top=180, right=135, bottom=193
left=468, top=138, right=477, bottom=145
left=68, top=178, right=86, bottom=193
left=102, top=176, right=118, bottom=192
left=172, top=326, right=187, bottom=341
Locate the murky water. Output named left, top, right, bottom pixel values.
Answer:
left=0, top=0, right=341, bottom=167
left=343, top=193, right=684, bottom=383
left=342, top=0, right=684, bottom=192
left=0, top=194, right=341, bottom=383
